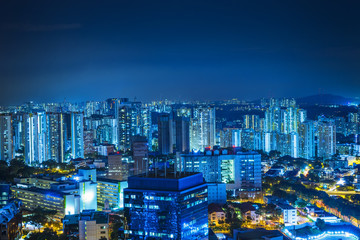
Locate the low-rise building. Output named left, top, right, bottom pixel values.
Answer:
left=238, top=202, right=260, bottom=225
left=63, top=210, right=109, bottom=240
left=276, top=203, right=297, bottom=226
left=208, top=203, right=226, bottom=225
left=306, top=205, right=340, bottom=223
left=97, top=177, right=128, bottom=210
left=0, top=200, right=22, bottom=240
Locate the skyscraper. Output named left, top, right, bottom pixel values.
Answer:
left=299, top=121, right=315, bottom=159
left=46, top=113, right=68, bottom=163
left=190, top=107, right=216, bottom=152
left=0, top=114, right=13, bottom=161
left=174, top=116, right=190, bottom=153
left=132, top=135, right=148, bottom=174
left=317, top=120, right=336, bottom=159
left=124, top=172, right=208, bottom=239
left=117, top=99, right=143, bottom=151
left=157, top=113, right=173, bottom=155
left=243, top=115, right=260, bottom=131
left=107, top=153, right=128, bottom=181
left=24, top=113, right=46, bottom=165
left=71, top=113, right=84, bottom=159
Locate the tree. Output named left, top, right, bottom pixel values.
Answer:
left=269, top=150, right=281, bottom=159
left=315, top=218, right=326, bottom=230
left=42, top=160, right=58, bottom=169
left=27, top=228, right=66, bottom=240
left=25, top=207, right=57, bottom=231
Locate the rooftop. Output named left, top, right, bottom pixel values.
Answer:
left=234, top=228, right=289, bottom=240
left=63, top=210, right=109, bottom=225
left=208, top=203, right=225, bottom=214
left=127, top=172, right=205, bottom=191
left=276, top=203, right=296, bottom=210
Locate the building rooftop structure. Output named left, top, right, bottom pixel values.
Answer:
left=63, top=210, right=109, bottom=225
left=276, top=203, right=296, bottom=210
left=208, top=203, right=224, bottom=214
left=127, top=172, right=204, bottom=191
left=0, top=200, right=21, bottom=225
left=233, top=228, right=290, bottom=240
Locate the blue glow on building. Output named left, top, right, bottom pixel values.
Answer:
left=124, top=172, right=208, bottom=239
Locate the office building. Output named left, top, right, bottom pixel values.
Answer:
left=124, top=172, right=208, bottom=239
left=11, top=186, right=79, bottom=220
left=97, top=178, right=128, bottom=210
left=12, top=169, right=98, bottom=220
left=132, top=136, right=148, bottom=174
left=158, top=113, right=173, bottom=155
left=107, top=153, right=128, bottom=181
left=182, top=149, right=261, bottom=198
left=175, top=116, right=190, bottom=153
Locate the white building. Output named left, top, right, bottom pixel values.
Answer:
left=277, top=203, right=297, bottom=226
left=64, top=210, right=109, bottom=240
left=190, top=107, right=216, bottom=151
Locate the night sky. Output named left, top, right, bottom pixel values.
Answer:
left=0, top=1, right=359, bottom=105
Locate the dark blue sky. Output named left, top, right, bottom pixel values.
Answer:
left=0, top=1, right=359, bottom=104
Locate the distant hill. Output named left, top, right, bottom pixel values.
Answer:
left=296, top=94, right=359, bottom=106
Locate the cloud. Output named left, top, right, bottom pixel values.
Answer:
left=1, top=23, right=82, bottom=32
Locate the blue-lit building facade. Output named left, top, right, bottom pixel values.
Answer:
left=124, top=172, right=208, bottom=239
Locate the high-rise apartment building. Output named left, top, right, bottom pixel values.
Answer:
left=299, top=121, right=316, bottom=159
left=24, top=113, right=47, bottom=165
left=190, top=107, right=216, bottom=151
left=0, top=114, right=13, bottom=161
left=317, top=120, right=336, bottom=159
left=46, top=113, right=68, bottom=163
left=71, top=113, right=84, bottom=159
left=243, top=115, right=260, bottom=131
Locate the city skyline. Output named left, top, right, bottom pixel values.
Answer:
left=1, top=1, right=360, bottom=105
left=1, top=1, right=360, bottom=239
